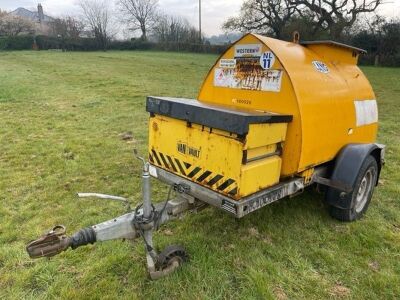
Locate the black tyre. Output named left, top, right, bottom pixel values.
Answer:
left=327, top=155, right=378, bottom=222
left=156, top=245, right=188, bottom=270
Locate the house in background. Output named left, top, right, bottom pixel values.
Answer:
left=11, top=3, right=54, bottom=35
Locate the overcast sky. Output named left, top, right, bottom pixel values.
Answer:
left=0, top=0, right=399, bottom=36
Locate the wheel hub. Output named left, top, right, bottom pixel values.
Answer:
left=354, top=168, right=374, bottom=213
left=156, top=244, right=188, bottom=270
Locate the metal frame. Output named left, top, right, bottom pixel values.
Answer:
left=26, top=156, right=197, bottom=280
left=300, top=40, right=367, bottom=54
left=153, top=166, right=309, bottom=218
left=28, top=145, right=384, bottom=279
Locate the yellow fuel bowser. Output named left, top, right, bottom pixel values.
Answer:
left=27, top=34, right=385, bottom=279
left=147, top=33, right=385, bottom=221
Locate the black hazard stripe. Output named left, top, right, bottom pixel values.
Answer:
left=167, top=155, right=178, bottom=173
left=228, top=187, right=238, bottom=196
left=197, top=170, right=212, bottom=182
left=207, top=174, right=223, bottom=186
left=187, top=167, right=201, bottom=178
left=174, top=158, right=186, bottom=176
left=151, top=150, right=162, bottom=166
left=149, top=150, right=238, bottom=197
left=159, top=152, right=170, bottom=169
left=218, top=179, right=236, bottom=191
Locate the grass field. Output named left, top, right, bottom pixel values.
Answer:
left=0, top=50, right=399, bottom=299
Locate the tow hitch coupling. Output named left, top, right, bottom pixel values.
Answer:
left=26, top=225, right=71, bottom=259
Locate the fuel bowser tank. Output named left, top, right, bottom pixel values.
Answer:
left=147, top=33, right=378, bottom=200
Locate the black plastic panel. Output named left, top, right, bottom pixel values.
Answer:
left=146, top=96, right=293, bottom=136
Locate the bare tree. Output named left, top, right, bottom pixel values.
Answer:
left=354, top=14, right=400, bottom=65
left=49, top=16, right=84, bottom=39
left=78, top=0, right=112, bottom=49
left=153, top=14, right=200, bottom=44
left=224, top=0, right=384, bottom=40
left=290, top=0, right=384, bottom=39
left=0, top=10, right=35, bottom=36
left=223, top=0, right=297, bottom=39
left=117, top=0, right=158, bottom=40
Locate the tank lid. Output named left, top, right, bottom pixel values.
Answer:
left=300, top=40, right=367, bottom=54
left=147, top=96, right=293, bottom=135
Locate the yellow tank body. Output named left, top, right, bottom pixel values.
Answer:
left=147, top=33, right=378, bottom=200
left=198, top=33, right=378, bottom=176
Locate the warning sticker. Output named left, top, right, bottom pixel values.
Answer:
left=312, top=61, right=329, bottom=73
left=214, top=67, right=283, bottom=92
left=219, top=59, right=236, bottom=69
left=354, top=100, right=378, bottom=127
left=260, top=51, right=275, bottom=69
left=214, top=68, right=236, bottom=88
left=234, top=44, right=262, bottom=57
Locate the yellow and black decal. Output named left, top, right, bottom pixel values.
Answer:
left=149, top=150, right=238, bottom=197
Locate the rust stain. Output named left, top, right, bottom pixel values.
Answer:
left=233, top=58, right=281, bottom=91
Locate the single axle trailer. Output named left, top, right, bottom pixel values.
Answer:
left=27, top=33, right=385, bottom=279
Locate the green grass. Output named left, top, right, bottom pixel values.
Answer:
left=0, top=50, right=399, bottom=299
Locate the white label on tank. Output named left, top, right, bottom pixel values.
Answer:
left=214, top=68, right=282, bottom=92
left=260, top=70, right=283, bottom=92
left=260, top=51, right=275, bottom=69
left=234, top=44, right=262, bottom=57
left=354, top=100, right=378, bottom=127
left=214, top=68, right=237, bottom=88
left=312, top=61, right=329, bottom=73
left=219, top=59, right=236, bottom=69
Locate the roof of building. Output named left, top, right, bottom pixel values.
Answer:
left=11, top=7, right=54, bottom=23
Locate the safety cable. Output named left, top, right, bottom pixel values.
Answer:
left=131, top=185, right=174, bottom=255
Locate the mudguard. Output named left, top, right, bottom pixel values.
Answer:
left=326, top=143, right=385, bottom=209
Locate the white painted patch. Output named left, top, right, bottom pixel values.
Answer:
left=354, top=100, right=378, bottom=127
left=219, top=59, right=236, bottom=69
left=260, top=70, right=283, bottom=92
left=312, top=61, right=329, bottom=74
left=149, top=165, right=158, bottom=178
left=234, top=44, right=262, bottom=57
left=260, top=51, right=275, bottom=69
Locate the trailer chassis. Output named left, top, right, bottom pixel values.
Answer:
left=26, top=155, right=346, bottom=279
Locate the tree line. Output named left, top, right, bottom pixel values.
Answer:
left=0, top=0, right=399, bottom=66
left=224, top=0, right=399, bottom=66
left=0, top=0, right=204, bottom=50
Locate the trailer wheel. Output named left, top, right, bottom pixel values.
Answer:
left=156, top=245, right=188, bottom=270
left=328, top=155, right=378, bottom=222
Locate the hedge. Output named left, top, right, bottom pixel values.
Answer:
left=1, top=34, right=397, bottom=66
left=0, top=35, right=228, bottom=54
left=0, top=35, right=34, bottom=50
